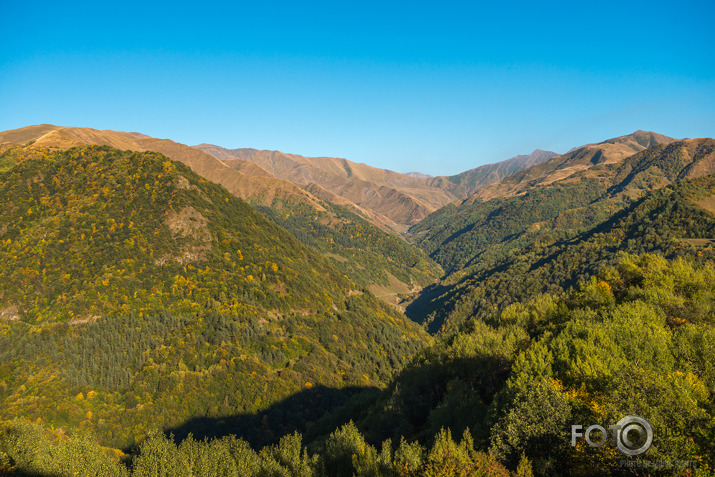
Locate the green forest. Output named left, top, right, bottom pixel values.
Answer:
left=254, top=199, right=441, bottom=292
left=0, top=146, right=430, bottom=454
left=1, top=141, right=714, bottom=476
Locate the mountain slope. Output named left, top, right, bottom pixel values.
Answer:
left=194, top=145, right=461, bottom=233
left=425, top=149, right=558, bottom=197
left=0, top=125, right=442, bottom=300
left=0, top=144, right=338, bottom=322
left=0, top=144, right=431, bottom=448
left=411, top=147, right=715, bottom=332
left=345, top=250, right=715, bottom=475
left=297, top=174, right=715, bottom=473
left=468, top=130, right=676, bottom=201
left=195, top=145, right=559, bottom=235
left=410, top=136, right=710, bottom=276
left=0, top=125, right=325, bottom=209
left=254, top=199, right=442, bottom=307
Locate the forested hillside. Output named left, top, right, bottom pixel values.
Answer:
left=2, top=134, right=715, bottom=477
left=408, top=138, right=715, bottom=327
left=255, top=199, right=442, bottom=305
left=411, top=170, right=715, bottom=333
left=0, top=125, right=443, bottom=304
left=4, top=252, right=713, bottom=476
left=344, top=252, right=715, bottom=475
left=411, top=138, right=714, bottom=276
left=0, top=144, right=431, bottom=450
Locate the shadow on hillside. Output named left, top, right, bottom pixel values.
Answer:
left=0, top=471, right=60, bottom=477
left=163, top=353, right=511, bottom=454
left=404, top=282, right=455, bottom=333
left=163, top=384, right=379, bottom=450
left=355, top=354, right=510, bottom=448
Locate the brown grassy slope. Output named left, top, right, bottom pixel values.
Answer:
left=196, top=145, right=562, bottom=233
left=464, top=130, right=677, bottom=203
left=0, top=125, right=326, bottom=210
left=199, top=145, right=409, bottom=231
left=0, top=124, right=60, bottom=145
left=194, top=146, right=462, bottom=233
left=425, top=149, right=559, bottom=197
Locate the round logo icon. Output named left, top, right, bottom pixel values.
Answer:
left=615, top=415, right=653, bottom=456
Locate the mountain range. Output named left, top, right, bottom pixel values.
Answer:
left=193, top=145, right=558, bottom=233
left=408, top=133, right=715, bottom=330
left=465, top=130, right=676, bottom=202
left=0, top=125, right=323, bottom=209
left=1, top=124, right=714, bottom=476
left=4, top=125, right=553, bottom=237
left=0, top=125, right=444, bottom=305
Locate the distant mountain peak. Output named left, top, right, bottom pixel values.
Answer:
left=405, top=171, right=433, bottom=179
left=602, top=130, right=675, bottom=147
left=565, top=130, right=675, bottom=154
left=424, top=149, right=559, bottom=198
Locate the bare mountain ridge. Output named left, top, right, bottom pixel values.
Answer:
left=3, top=125, right=661, bottom=235
left=0, top=125, right=327, bottom=211
left=194, top=145, right=557, bottom=233
left=0, top=125, right=560, bottom=234
left=405, top=172, right=432, bottom=179
left=425, top=149, right=559, bottom=197
left=465, top=130, right=678, bottom=204
left=194, top=146, right=460, bottom=234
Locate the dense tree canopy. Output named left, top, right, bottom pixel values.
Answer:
left=0, top=145, right=430, bottom=451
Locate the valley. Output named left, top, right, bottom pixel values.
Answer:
left=0, top=126, right=714, bottom=476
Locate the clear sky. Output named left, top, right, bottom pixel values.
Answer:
left=1, top=1, right=714, bottom=176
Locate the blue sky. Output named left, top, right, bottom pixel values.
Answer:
left=1, top=1, right=713, bottom=175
